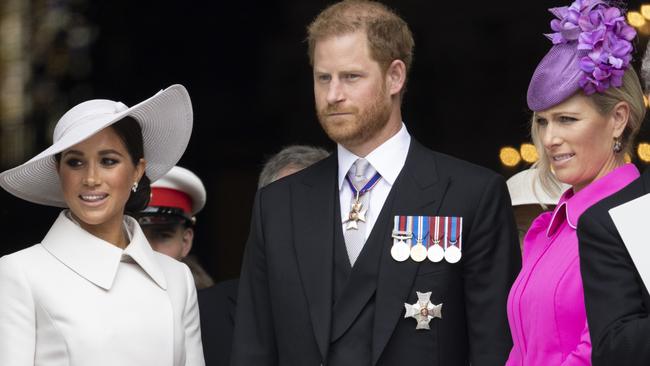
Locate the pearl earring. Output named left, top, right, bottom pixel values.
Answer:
left=132, top=182, right=138, bottom=193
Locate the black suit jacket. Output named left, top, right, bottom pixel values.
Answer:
left=231, top=140, right=520, bottom=366
left=578, top=168, right=650, bottom=366
left=198, top=279, right=239, bottom=366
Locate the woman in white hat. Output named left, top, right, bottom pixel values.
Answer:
left=0, top=85, right=205, bottom=366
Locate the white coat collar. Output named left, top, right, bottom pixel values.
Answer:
left=41, top=210, right=167, bottom=291
left=609, top=192, right=650, bottom=290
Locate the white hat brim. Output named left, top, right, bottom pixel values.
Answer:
left=507, top=168, right=567, bottom=206
left=0, top=84, right=193, bottom=207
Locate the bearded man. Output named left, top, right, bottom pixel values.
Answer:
left=231, top=1, right=520, bottom=365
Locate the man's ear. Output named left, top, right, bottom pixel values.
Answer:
left=386, top=59, right=406, bottom=97
left=180, top=227, right=194, bottom=259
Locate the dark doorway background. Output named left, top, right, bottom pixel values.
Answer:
left=2, top=0, right=649, bottom=282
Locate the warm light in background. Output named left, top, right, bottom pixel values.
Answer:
left=628, top=11, right=647, bottom=28
left=637, top=142, right=650, bottom=163
left=519, top=143, right=538, bottom=163
left=641, top=5, right=650, bottom=19
left=500, top=147, right=521, bottom=167
left=0, top=0, right=31, bottom=166
left=644, top=95, right=649, bottom=108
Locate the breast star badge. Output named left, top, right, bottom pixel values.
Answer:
left=404, top=291, right=442, bottom=330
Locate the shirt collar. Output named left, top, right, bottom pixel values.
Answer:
left=547, top=163, right=640, bottom=236
left=41, top=211, right=167, bottom=290
left=337, top=123, right=411, bottom=189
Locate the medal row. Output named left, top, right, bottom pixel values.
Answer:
left=390, top=215, right=463, bottom=263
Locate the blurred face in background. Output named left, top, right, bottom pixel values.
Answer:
left=141, top=222, right=193, bottom=260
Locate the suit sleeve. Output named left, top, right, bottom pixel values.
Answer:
left=0, top=255, right=36, bottom=366
left=182, top=263, right=206, bottom=366
left=198, top=280, right=238, bottom=366
left=230, top=191, right=278, bottom=366
left=463, top=174, right=521, bottom=366
left=578, top=209, right=650, bottom=366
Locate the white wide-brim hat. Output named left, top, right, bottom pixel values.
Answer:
left=507, top=168, right=568, bottom=207
left=0, top=84, right=193, bottom=207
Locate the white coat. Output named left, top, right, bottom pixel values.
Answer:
left=0, top=211, right=205, bottom=366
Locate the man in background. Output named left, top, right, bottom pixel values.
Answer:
left=258, top=145, right=329, bottom=188
left=199, top=145, right=328, bottom=366
left=136, top=165, right=214, bottom=288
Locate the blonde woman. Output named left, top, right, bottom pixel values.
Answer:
left=506, top=1, right=645, bottom=365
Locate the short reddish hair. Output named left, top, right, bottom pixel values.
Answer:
left=307, top=0, right=414, bottom=77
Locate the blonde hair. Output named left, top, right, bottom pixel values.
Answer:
left=531, top=68, right=646, bottom=197
left=307, top=0, right=414, bottom=77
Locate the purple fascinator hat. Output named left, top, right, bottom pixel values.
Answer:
left=527, top=0, right=637, bottom=111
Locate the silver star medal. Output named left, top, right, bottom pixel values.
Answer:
left=404, top=291, right=442, bottom=330
left=344, top=197, right=367, bottom=230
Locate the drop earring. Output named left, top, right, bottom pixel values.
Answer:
left=613, top=138, right=622, bottom=153
left=132, top=182, right=138, bottom=193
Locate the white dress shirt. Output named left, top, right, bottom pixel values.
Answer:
left=0, top=211, right=205, bottom=366
left=338, top=123, right=411, bottom=240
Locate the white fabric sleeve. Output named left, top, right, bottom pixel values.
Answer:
left=0, top=254, right=36, bottom=366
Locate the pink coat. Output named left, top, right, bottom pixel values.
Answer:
left=506, top=164, right=640, bottom=365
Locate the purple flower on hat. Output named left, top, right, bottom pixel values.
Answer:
left=527, top=1, right=637, bottom=110
left=546, top=0, right=636, bottom=95
left=616, top=22, right=637, bottom=41
left=549, top=7, right=581, bottom=42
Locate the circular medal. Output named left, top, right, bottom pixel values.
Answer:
left=410, top=244, right=427, bottom=262
left=427, top=244, right=445, bottom=263
left=444, top=245, right=462, bottom=263
left=391, top=240, right=411, bottom=262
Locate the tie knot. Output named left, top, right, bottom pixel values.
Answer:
left=352, top=158, right=370, bottom=179
left=348, top=158, right=378, bottom=190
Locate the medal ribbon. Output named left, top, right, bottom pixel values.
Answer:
left=444, top=217, right=449, bottom=251
left=416, top=216, right=429, bottom=246
left=345, top=172, right=382, bottom=200
left=429, top=216, right=443, bottom=248
left=411, top=216, right=419, bottom=247
left=392, top=216, right=412, bottom=239
left=447, top=217, right=462, bottom=250
left=458, top=217, right=463, bottom=250
left=449, top=217, right=458, bottom=246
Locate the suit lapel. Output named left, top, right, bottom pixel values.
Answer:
left=292, top=155, right=337, bottom=360
left=372, top=141, right=450, bottom=365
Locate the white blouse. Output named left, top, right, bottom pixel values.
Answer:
left=0, top=211, right=205, bottom=366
